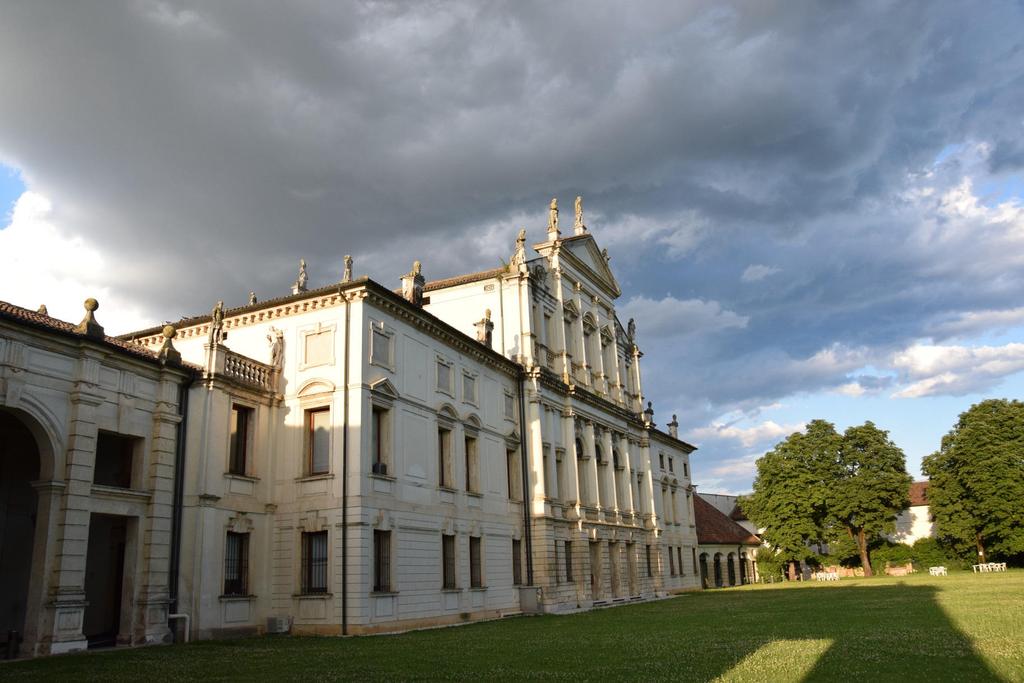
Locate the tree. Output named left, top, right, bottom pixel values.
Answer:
left=922, top=399, right=1024, bottom=563
left=829, top=422, right=912, bottom=577
left=743, top=420, right=839, bottom=580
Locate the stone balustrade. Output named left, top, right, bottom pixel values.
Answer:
left=223, top=349, right=277, bottom=392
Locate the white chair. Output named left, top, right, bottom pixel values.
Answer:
left=929, top=566, right=947, bottom=576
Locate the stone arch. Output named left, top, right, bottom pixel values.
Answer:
left=727, top=552, right=737, bottom=586
left=297, top=378, right=335, bottom=397
left=0, top=407, right=52, bottom=653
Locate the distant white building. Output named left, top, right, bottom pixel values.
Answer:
left=2, top=198, right=704, bottom=657
left=890, top=481, right=933, bottom=545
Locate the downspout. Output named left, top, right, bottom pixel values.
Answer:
left=517, top=372, right=533, bottom=585
left=168, top=374, right=193, bottom=622
left=341, top=291, right=351, bottom=635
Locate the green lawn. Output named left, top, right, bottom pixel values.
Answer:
left=3, top=571, right=1022, bottom=682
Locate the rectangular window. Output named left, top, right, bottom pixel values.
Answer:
left=93, top=431, right=136, bottom=488
left=503, top=391, right=515, bottom=419
left=371, top=406, right=389, bottom=475
left=668, top=456, right=674, bottom=473
left=224, top=531, right=249, bottom=596
left=683, top=461, right=689, bottom=478
left=442, top=534, right=456, bottom=589
left=678, top=547, right=684, bottom=576
left=465, top=435, right=478, bottom=492
left=669, top=546, right=676, bottom=576
left=512, top=539, right=523, bottom=586
left=371, top=328, right=391, bottom=366
left=304, top=329, right=333, bottom=367
left=462, top=373, right=476, bottom=403
left=659, top=454, right=665, bottom=470
left=437, top=360, right=451, bottom=393
left=645, top=545, right=653, bottom=577
left=229, top=404, right=252, bottom=476
left=373, top=530, right=391, bottom=592
left=438, top=427, right=451, bottom=488
left=301, top=530, right=328, bottom=594
left=470, top=536, right=483, bottom=588
left=564, top=540, right=573, bottom=583
left=507, top=448, right=521, bottom=501
left=691, top=548, right=698, bottom=578
left=307, top=408, right=330, bottom=475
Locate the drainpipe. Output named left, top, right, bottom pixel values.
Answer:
left=517, top=373, right=533, bottom=586
left=168, top=374, right=193, bottom=627
left=341, top=291, right=351, bottom=635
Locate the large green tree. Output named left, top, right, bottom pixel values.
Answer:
left=922, top=399, right=1024, bottom=563
left=742, top=420, right=840, bottom=580
left=829, top=422, right=912, bottom=577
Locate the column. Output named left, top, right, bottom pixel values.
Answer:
left=526, top=391, right=547, bottom=516
left=618, top=434, right=635, bottom=519
left=600, top=429, right=618, bottom=517
left=640, top=437, right=657, bottom=529
left=583, top=422, right=600, bottom=513
left=561, top=413, right=580, bottom=519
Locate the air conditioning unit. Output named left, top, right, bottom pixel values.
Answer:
left=372, top=462, right=388, bottom=476
left=266, top=616, right=291, bottom=634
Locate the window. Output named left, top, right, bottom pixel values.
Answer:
left=595, top=444, right=604, bottom=465
left=442, top=534, right=456, bottom=589
left=373, top=530, right=391, bottom=592
left=564, top=540, right=573, bottom=582
left=370, top=325, right=392, bottom=368
left=671, top=489, right=679, bottom=525
left=307, top=408, right=330, bottom=475
left=659, top=453, right=665, bottom=470
left=512, top=539, right=523, bottom=586
left=683, top=461, right=688, bottom=478
left=93, top=431, right=136, bottom=488
left=436, top=359, right=452, bottom=393
left=371, top=406, right=389, bottom=475
left=470, top=536, right=483, bottom=588
left=301, top=531, right=328, bottom=594
left=645, top=545, right=653, bottom=577
left=224, top=531, right=249, bottom=596
left=612, top=449, right=621, bottom=470
left=462, top=373, right=476, bottom=404
left=438, top=427, right=452, bottom=488
left=669, top=546, right=676, bottom=576
left=668, top=457, right=674, bottom=473
left=506, top=448, right=521, bottom=501
left=229, top=404, right=253, bottom=475
left=503, top=391, right=515, bottom=420
left=678, top=547, right=684, bottom=576
left=465, top=435, right=478, bottom=492
left=303, top=327, right=334, bottom=367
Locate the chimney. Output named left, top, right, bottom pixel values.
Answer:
left=401, top=260, right=425, bottom=306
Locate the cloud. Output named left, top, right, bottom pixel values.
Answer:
left=690, top=420, right=805, bottom=449
left=0, top=191, right=154, bottom=332
left=619, top=295, right=748, bottom=340
left=741, top=264, right=780, bottom=282
left=928, top=307, right=1024, bottom=340
left=891, top=342, right=1024, bottom=398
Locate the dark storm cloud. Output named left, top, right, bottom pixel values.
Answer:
left=3, top=1, right=1024, bottom=457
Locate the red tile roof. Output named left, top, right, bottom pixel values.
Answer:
left=909, top=481, right=929, bottom=507
left=695, top=494, right=760, bottom=546
left=423, top=267, right=508, bottom=292
left=0, top=300, right=192, bottom=369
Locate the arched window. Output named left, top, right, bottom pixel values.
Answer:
left=739, top=553, right=748, bottom=584
left=727, top=553, right=737, bottom=586
left=699, top=553, right=710, bottom=589
left=713, top=553, right=723, bottom=588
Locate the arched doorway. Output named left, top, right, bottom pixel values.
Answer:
left=713, top=553, right=723, bottom=588
left=699, top=553, right=709, bottom=589
left=739, top=553, right=748, bottom=584
left=0, top=409, right=41, bottom=655
left=727, top=553, right=736, bottom=586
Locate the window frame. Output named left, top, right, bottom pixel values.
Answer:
left=437, top=426, right=453, bottom=489
left=223, top=531, right=250, bottom=596
left=306, top=406, right=331, bottom=476
left=436, top=357, right=454, bottom=396
left=228, top=403, right=254, bottom=477
left=301, top=530, right=329, bottom=594
left=368, top=320, right=395, bottom=371
left=442, top=533, right=457, bottom=590
left=461, top=370, right=478, bottom=406
left=299, top=322, right=336, bottom=370
left=373, top=529, right=392, bottom=592
left=512, top=538, right=523, bottom=586
left=470, top=536, right=483, bottom=588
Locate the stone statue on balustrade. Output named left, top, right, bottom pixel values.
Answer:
left=208, top=301, right=225, bottom=346
left=267, top=326, right=284, bottom=368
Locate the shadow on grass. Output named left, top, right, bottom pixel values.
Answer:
left=0, top=581, right=1009, bottom=681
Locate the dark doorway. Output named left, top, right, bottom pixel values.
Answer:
left=699, top=553, right=709, bottom=589
left=0, top=410, right=41, bottom=655
left=713, top=553, right=723, bottom=588
left=84, top=514, right=127, bottom=648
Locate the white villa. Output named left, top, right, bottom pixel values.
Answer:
left=1, top=197, right=706, bottom=656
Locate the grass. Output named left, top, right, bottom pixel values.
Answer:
left=2, top=571, right=1022, bottom=681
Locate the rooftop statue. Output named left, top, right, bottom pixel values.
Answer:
left=208, top=300, right=225, bottom=345
left=343, top=254, right=353, bottom=282
left=510, top=228, right=527, bottom=269
left=547, top=197, right=559, bottom=239
left=293, top=259, right=308, bottom=293
left=574, top=195, right=586, bottom=235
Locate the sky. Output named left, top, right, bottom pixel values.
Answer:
left=2, top=1, right=1024, bottom=495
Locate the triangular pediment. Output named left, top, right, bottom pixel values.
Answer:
left=560, top=235, right=621, bottom=299
left=369, top=377, right=399, bottom=398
